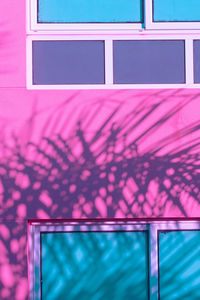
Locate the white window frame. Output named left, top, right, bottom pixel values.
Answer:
left=28, top=219, right=200, bottom=300
left=27, top=34, right=200, bottom=90
left=26, top=1, right=200, bottom=90
left=28, top=0, right=144, bottom=33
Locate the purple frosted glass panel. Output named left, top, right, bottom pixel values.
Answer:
left=32, top=41, right=105, bottom=85
left=113, top=40, right=185, bottom=84
left=194, top=40, right=200, bottom=83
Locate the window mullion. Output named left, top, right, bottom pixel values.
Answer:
left=144, top=0, right=153, bottom=29
left=185, top=38, right=194, bottom=85
left=149, top=223, right=159, bottom=300
left=105, top=39, right=114, bottom=85
left=34, top=226, right=41, bottom=300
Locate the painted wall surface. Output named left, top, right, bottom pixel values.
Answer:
left=0, top=0, right=200, bottom=299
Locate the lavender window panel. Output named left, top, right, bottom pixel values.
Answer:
left=194, top=40, right=200, bottom=83
left=32, top=41, right=105, bottom=85
left=113, top=40, right=185, bottom=84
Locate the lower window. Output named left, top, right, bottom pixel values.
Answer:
left=27, top=36, right=200, bottom=89
left=28, top=220, right=200, bottom=300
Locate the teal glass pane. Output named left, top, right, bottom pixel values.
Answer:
left=153, top=0, right=200, bottom=22
left=38, top=0, right=143, bottom=23
left=41, top=231, right=149, bottom=300
left=159, top=230, right=200, bottom=300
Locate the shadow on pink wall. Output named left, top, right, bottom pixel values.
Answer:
left=0, top=89, right=200, bottom=299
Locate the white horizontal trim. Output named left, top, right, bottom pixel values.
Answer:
left=31, top=23, right=143, bottom=32
left=27, top=34, right=200, bottom=40
left=28, top=84, right=199, bottom=90
left=30, top=220, right=200, bottom=229
left=147, top=22, right=200, bottom=30
left=39, top=224, right=148, bottom=232
left=26, top=30, right=200, bottom=36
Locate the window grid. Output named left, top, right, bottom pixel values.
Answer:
left=27, top=0, right=200, bottom=89
left=28, top=0, right=200, bottom=32
left=27, top=35, right=200, bottom=89
left=28, top=220, right=200, bottom=300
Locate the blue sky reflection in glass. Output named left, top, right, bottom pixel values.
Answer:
left=154, top=0, right=200, bottom=22
left=38, top=0, right=143, bottom=23
left=159, top=230, right=200, bottom=300
left=41, top=231, right=149, bottom=300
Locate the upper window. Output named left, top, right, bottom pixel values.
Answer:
left=29, top=0, right=200, bottom=31
left=148, top=0, right=200, bottom=29
left=30, top=0, right=144, bottom=30
left=27, top=1, right=200, bottom=89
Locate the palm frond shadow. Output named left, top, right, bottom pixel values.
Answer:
left=0, top=90, right=200, bottom=220
left=159, top=230, right=200, bottom=299
left=41, top=231, right=148, bottom=300
left=0, top=90, right=200, bottom=298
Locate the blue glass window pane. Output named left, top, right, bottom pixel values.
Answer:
left=32, top=40, right=105, bottom=85
left=153, top=0, right=200, bottom=22
left=113, top=40, right=185, bottom=84
left=159, top=231, right=200, bottom=300
left=194, top=40, right=200, bottom=83
left=41, top=231, right=149, bottom=300
left=38, top=0, right=143, bottom=23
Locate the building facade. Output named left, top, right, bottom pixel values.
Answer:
left=0, top=0, right=200, bottom=299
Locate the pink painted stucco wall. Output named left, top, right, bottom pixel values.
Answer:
left=0, top=0, right=200, bottom=299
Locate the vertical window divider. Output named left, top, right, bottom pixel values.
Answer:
left=149, top=223, right=159, bottom=300
left=34, top=226, right=41, bottom=300
left=144, top=0, right=153, bottom=29
left=105, top=39, right=114, bottom=85
left=185, top=38, right=194, bottom=86
left=31, top=0, right=38, bottom=32
left=26, top=0, right=31, bottom=33
left=28, top=224, right=35, bottom=300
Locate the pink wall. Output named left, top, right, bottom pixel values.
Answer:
left=0, top=0, right=200, bottom=299
left=1, top=88, right=200, bottom=218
